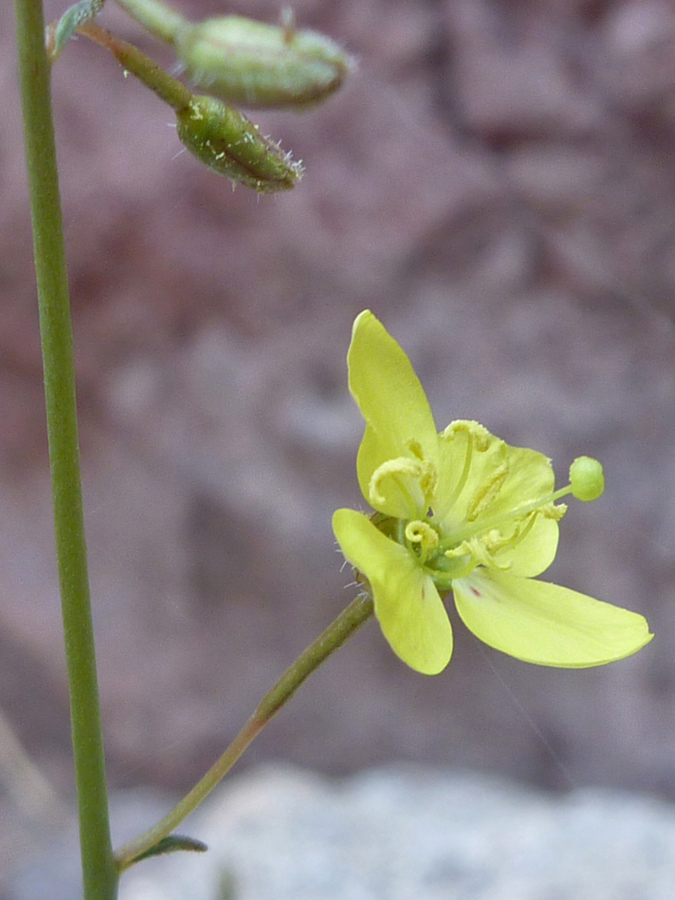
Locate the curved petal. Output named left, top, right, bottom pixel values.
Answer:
left=453, top=568, right=653, bottom=667
left=349, top=311, right=438, bottom=486
left=486, top=444, right=556, bottom=518
left=333, top=508, right=453, bottom=674
left=436, top=430, right=559, bottom=576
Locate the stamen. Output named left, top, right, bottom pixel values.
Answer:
left=468, top=536, right=511, bottom=571
left=466, top=463, right=509, bottom=521
left=439, top=541, right=478, bottom=580
left=369, top=457, right=423, bottom=508
left=369, top=447, right=438, bottom=514
left=452, top=492, right=566, bottom=547
left=488, top=513, right=538, bottom=556
left=438, top=426, right=475, bottom=512
left=443, top=420, right=493, bottom=452
left=407, top=439, right=425, bottom=460
left=541, top=502, right=567, bottom=521
left=406, top=440, right=437, bottom=503
left=405, top=520, right=439, bottom=563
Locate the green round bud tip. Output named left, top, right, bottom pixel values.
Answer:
left=570, top=456, right=605, bottom=502
left=176, top=15, right=355, bottom=110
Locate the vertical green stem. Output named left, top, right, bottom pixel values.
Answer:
left=13, top=2, right=117, bottom=898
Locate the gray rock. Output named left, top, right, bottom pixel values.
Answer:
left=107, top=765, right=675, bottom=900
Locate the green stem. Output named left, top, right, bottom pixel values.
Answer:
left=13, top=2, right=117, bottom=899
left=78, top=21, right=192, bottom=110
left=116, top=593, right=374, bottom=870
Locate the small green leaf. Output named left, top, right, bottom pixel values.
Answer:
left=130, top=833, right=208, bottom=865
left=49, top=0, right=105, bottom=62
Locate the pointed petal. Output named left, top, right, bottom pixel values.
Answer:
left=333, top=508, right=453, bottom=674
left=349, top=311, right=437, bottom=490
left=453, top=569, right=653, bottom=667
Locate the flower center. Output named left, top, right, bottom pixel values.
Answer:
left=368, top=422, right=597, bottom=593
left=376, top=421, right=576, bottom=590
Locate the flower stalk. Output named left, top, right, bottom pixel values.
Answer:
left=115, top=593, right=373, bottom=870
left=77, top=21, right=193, bottom=109
left=13, top=1, right=116, bottom=898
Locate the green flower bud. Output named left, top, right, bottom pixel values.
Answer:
left=175, top=14, right=355, bottom=110
left=569, top=456, right=605, bottom=502
left=176, top=95, right=303, bottom=192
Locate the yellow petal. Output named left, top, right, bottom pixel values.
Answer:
left=488, top=444, right=556, bottom=517
left=333, top=508, right=453, bottom=674
left=453, top=569, right=653, bottom=667
left=349, top=312, right=437, bottom=499
left=436, top=430, right=559, bottom=577
left=482, top=444, right=559, bottom=575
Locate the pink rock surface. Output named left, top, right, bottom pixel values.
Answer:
left=2, top=0, right=674, bottom=825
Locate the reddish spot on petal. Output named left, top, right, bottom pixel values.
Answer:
left=470, top=586, right=481, bottom=597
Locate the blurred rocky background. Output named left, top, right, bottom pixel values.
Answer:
left=3, top=0, right=675, bottom=888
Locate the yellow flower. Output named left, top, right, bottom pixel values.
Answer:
left=333, top=311, right=653, bottom=675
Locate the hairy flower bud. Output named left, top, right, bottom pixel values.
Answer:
left=176, top=94, right=303, bottom=192
left=175, top=14, right=355, bottom=110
